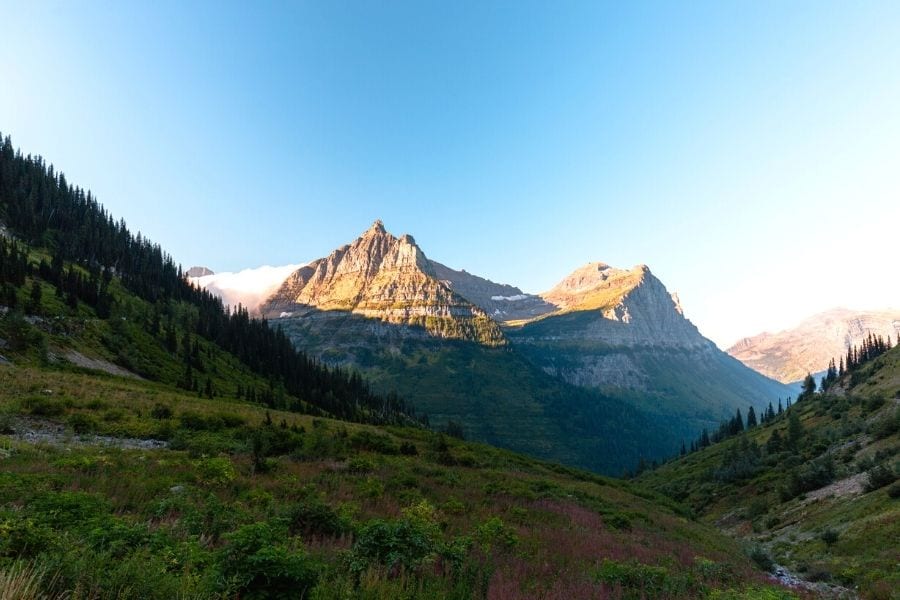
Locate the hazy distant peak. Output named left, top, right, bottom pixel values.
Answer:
left=186, top=266, right=214, bottom=277
left=728, top=308, right=900, bottom=383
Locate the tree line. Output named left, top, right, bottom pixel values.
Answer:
left=821, top=332, right=895, bottom=392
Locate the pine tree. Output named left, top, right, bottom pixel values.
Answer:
left=800, top=373, right=816, bottom=399
left=787, top=411, right=803, bottom=450
left=746, top=406, right=757, bottom=428
left=28, top=280, right=42, bottom=314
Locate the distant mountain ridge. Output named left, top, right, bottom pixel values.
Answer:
left=257, top=221, right=711, bottom=350
left=727, top=308, right=900, bottom=383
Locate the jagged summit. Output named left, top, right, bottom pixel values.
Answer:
left=366, top=219, right=386, bottom=235
left=260, top=222, right=505, bottom=345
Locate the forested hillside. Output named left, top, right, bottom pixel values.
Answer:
left=639, top=339, right=900, bottom=599
left=0, top=132, right=413, bottom=425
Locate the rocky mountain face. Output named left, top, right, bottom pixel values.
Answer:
left=223, top=221, right=789, bottom=472
left=727, top=308, right=900, bottom=383
left=260, top=221, right=504, bottom=345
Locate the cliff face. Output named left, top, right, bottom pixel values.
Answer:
left=728, top=308, right=900, bottom=383
left=260, top=221, right=505, bottom=345
left=520, top=263, right=707, bottom=348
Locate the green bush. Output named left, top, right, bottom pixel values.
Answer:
left=349, top=501, right=441, bottom=574
left=871, top=408, right=900, bottom=439
left=218, top=522, right=319, bottom=599
left=864, top=464, right=897, bottom=492
left=594, top=559, right=692, bottom=597
left=474, top=516, right=518, bottom=551
left=346, top=456, right=375, bottom=474
left=749, top=547, right=774, bottom=572
left=194, top=457, right=236, bottom=486
left=349, top=430, right=399, bottom=454
left=820, top=528, right=839, bottom=546
left=150, top=403, right=173, bottom=419
left=67, top=412, right=97, bottom=434
left=286, top=492, right=346, bottom=538
left=0, top=515, right=55, bottom=557
left=21, top=394, right=66, bottom=417
left=887, top=480, right=900, bottom=499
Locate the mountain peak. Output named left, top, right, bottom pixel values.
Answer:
left=186, top=266, right=215, bottom=278
left=259, top=223, right=504, bottom=345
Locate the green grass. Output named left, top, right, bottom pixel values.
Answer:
left=0, top=362, right=803, bottom=599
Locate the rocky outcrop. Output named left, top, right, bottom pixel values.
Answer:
left=186, top=266, right=214, bottom=277
left=727, top=308, right=900, bottom=383
left=260, top=221, right=505, bottom=345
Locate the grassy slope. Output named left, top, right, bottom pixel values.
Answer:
left=0, top=365, right=803, bottom=599
left=638, top=348, right=900, bottom=599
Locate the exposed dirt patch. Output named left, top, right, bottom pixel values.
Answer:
left=64, top=350, right=142, bottom=380
left=769, top=564, right=857, bottom=599
left=3, top=416, right=167, bottom=450
left=803, top=472, right=867, bottom=503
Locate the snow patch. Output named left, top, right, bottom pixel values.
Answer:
left=190, top=264, right=305, bottom=313
left=491, top=294, right=530, bottom=302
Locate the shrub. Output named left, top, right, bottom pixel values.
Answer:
left=150, top=403, right=173, bottom=419
left=0, top=517, right=55, bottom=558
left=399, top=441, right=418, bottom=456
left=887, top=481, right=900, bottom=499
left=871, top=408, right=900, bottom=439
left=170, top=430, right=236, bottom=457
left=594, top=559, right=690, bottom=596
left=349, top=501, right=441, bottom=574
left=749, top=547, right=774, bottom=572
left=67, top=413, right=97, bottom=434
left=194, top=457, right=236, bottom=486
left=346, top=456, right=376, bottom=474
left=28, top=491, right=109, bottom=530
left=218, top=522, right=319, bottom=600
left=820, top=528, right=839, bottom=546
left=349, top=430, right=399, bottom=455
left=474, top=517, right=518, bottom=552
left=286, top=493, right=346, bottom=538
left=21, top=395, right=65, bottom=417
left=781, top=456, right=835, bottom=501
left=864, top=464, right=897, bottom=492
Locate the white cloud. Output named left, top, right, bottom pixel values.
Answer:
left=190, top=264, right=304, bottom=314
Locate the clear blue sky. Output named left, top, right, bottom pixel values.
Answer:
left=2, top=1, right=899, bottom=347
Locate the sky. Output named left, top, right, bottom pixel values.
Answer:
left=2, top=1, right=899, bottom=348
